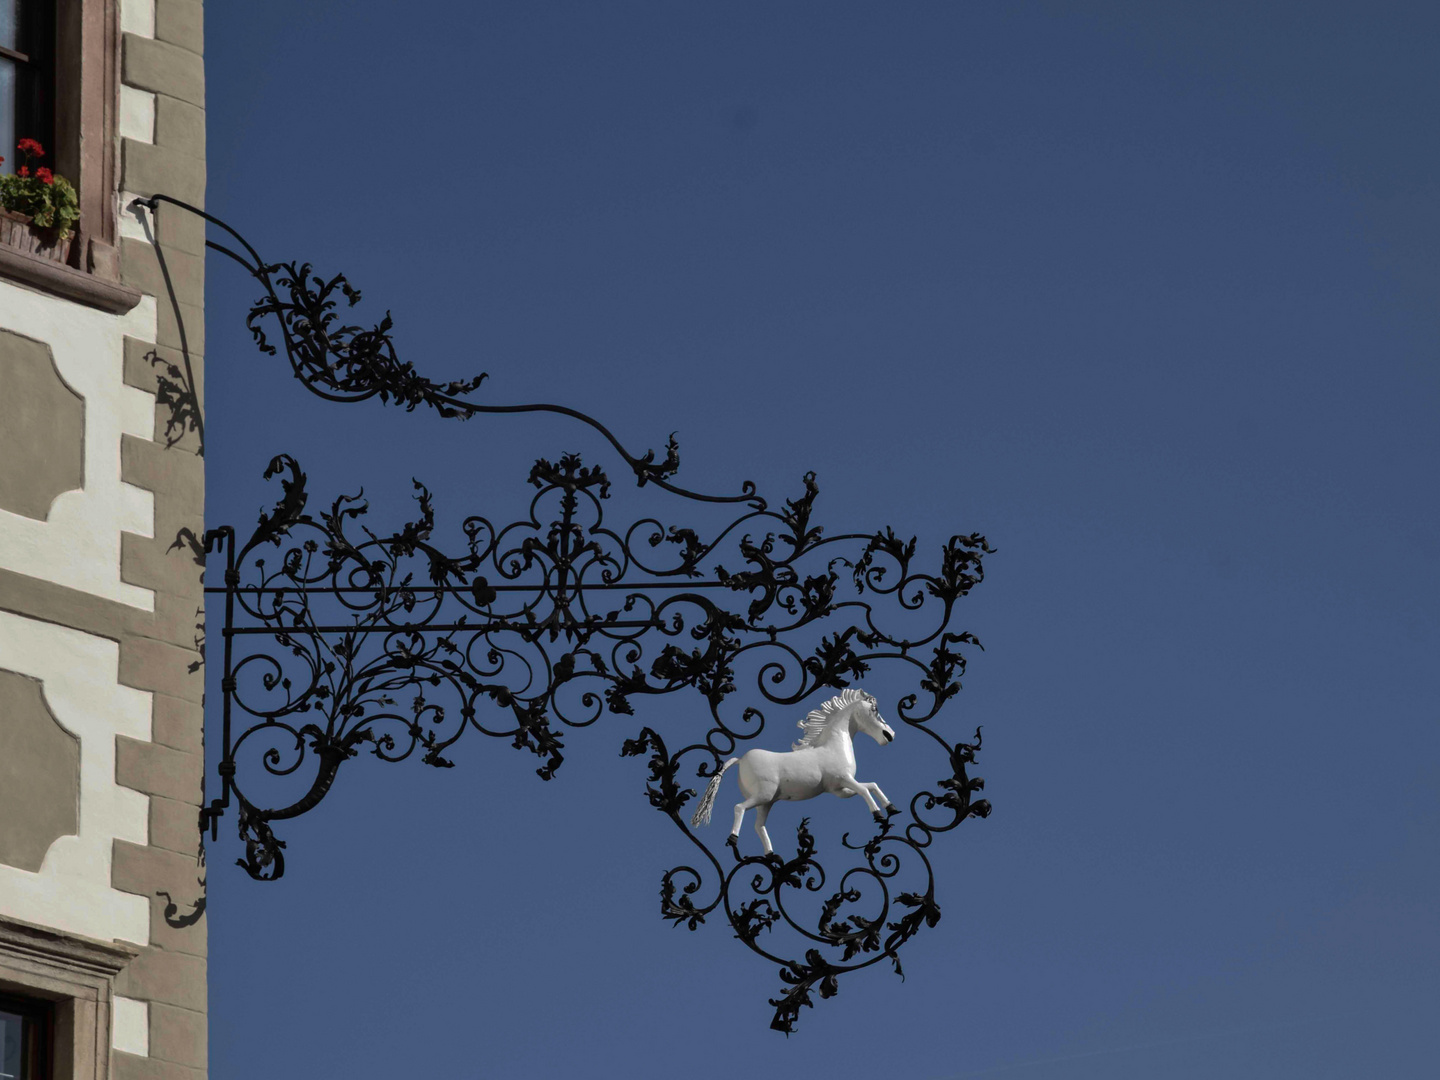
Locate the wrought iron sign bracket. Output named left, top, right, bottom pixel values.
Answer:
left=137, top=193, right=998, bottom=1033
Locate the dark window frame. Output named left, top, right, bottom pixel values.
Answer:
left=0, top=0, right=138, bottom=310
left=0, top=991, right=53, bottom=1080
left=0, top=0, right=57, bottom=173
left=0, top=915, right=140, bottom=1080
left=54, top=0, right=121, bottom=254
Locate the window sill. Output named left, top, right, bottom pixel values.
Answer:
left=0, top=245, right=143, bottom=315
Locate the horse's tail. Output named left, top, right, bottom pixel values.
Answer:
left=691, top=757, right=739, bottom=828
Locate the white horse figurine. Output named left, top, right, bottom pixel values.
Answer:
left=691, top=689, right=898, bottom=855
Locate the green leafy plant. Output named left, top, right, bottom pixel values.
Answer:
left=0, top=139, right=80, bottom=240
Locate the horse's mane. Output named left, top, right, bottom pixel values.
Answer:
left=792, top=688, right=874, bottom=749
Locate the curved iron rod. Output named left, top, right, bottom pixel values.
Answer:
left=130, top=194, right=765, bottom=509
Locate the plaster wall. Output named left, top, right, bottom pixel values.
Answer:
left=0, top=2, right=208, bottom=1073
left=120, top=0, right=155, bottom=39
left=0, top=611, right=152, bottom=945
left=0, top=280, right=158, bottom=610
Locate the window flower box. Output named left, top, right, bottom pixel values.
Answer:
left=0, top=140, right=78, bottom=267
left=0, top=206, right=73, bottom=265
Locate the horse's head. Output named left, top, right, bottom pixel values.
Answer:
left=852, top=692, right=896, bottom=746
left=794, top=689, right=897, bottom=750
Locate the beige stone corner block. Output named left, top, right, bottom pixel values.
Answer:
left=118, top=637, right=204, bottom=704
left=122, top=198, right=206, bottom=256
left=147, top=1002, right=207, bottom=1070
left=122, top=34, right=205, bottom=107
left=146, top=895, right=207, bottom=960
left=155, top=202, right=207, bottom=256
left=110, top=844, right=204, bottom=924
left=114, top=947, right=207, bottom=1011
left=149, top=694, right=203, bottom=757
left=147, top=796, right=201, bottom=857
left=119, top=238, right=205, bottom=311
left=123, top=336, right=168, bottom=393
left=114, top=1050, right=205, bottom=1080
left=121, top=435, right=205, bottom=514
left=119, top=528, right=204, bottom=602
left=154, top=0, right=203, bottom=57
left=154, top=94, right=205, bottom=161
left=115, top=740, right=202, bottom=806
left=119, top=533, right=201, bottom=601
left=122, top=139, right=206, bottom=207
left=154, top=297, right=205, bottom=358
left=144, top=591, right=205, bottom=652
left=121, top=338, right=206, bottom=456
left=147, top=489, right=207, bottom=555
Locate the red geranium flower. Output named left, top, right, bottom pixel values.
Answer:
left=16, top=138, right=44, bottom=158
left=17, top=166, right=28, bottom=177
left=36, top=166, right=53, bottom=185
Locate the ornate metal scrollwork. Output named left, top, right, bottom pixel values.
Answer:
left=137, top=193, right=999, bottom=1030
left=133, top=194, right=754, bottom=506
left=205, top=447, right=993, bottom=1029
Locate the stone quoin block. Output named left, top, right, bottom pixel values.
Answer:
left=114, top=742, right=203, bottom=808
left=122, top=34, right=205, bottom=107
left=115, top=942, right=208, bottom=1011
left=118, top=239, right=205, bottom=310
left=113, top=1051, right=205, bottom=1080
left=118, top=637, right=204, bottom=704
left=154, top=95, right=206, bottom=161
left=149, top=694, right=204, bottom=757
left=122, top=140, right=206, bottom=208
left=148, top=1002, right=207, bottom=1069
left=154, top=1, right=204, bottom=58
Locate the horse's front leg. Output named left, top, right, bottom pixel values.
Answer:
left=865, top=781, right=899, bottom=815
left=754, top=802, right=775, bottom=856
left=838, top=776, right=884, bottom=820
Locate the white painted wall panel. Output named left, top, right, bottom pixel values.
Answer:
left=112, top=996, right=150, bottom=1056
left=119, top=0, right=155, bottom=39
left=0, top=612, right=151, bottom=946
left=119, top=85, right=156, bottom=144
left=0, top=281, right=158, bottom=610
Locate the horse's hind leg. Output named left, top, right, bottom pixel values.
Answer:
left=754, top=802, right=775, bottom=856
left=731, top=796, right=762, bottom=848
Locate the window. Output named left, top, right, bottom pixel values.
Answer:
left=0, top=994, right=50, bottom=1080
left=0, top=0, right=55, bottom=177
left=0, top=0, right=137, bottom=310
left=0, top=916, right=137, bottom=1080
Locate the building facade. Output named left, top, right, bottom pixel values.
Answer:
left=0, top=1, right=207, bottom=1077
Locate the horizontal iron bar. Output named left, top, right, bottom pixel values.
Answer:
left=221, top=621, right=666, bottom=634
left=203, top=581, right=740, bottom=594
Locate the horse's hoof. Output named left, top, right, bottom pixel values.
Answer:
left=726, top=834, right=739, bottom=847
left=885, top=803, right=900, bottom=817
left=872, top=811, right=887, bottom=825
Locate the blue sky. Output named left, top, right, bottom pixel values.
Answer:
left=200, top=3, right=1438, bottom=1076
